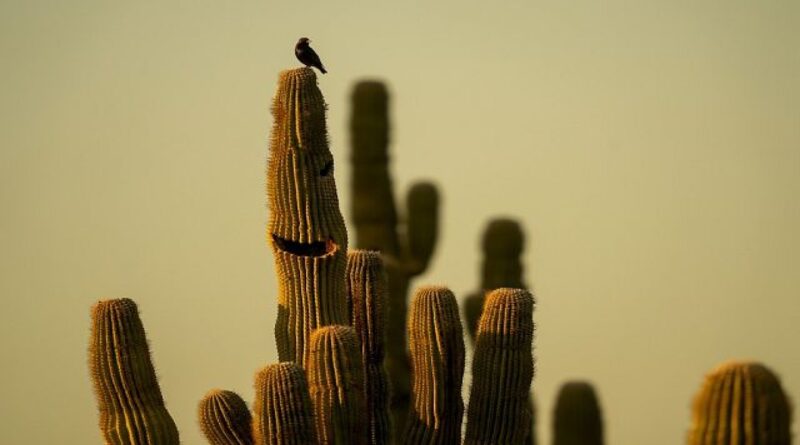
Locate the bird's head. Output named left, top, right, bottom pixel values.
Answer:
left=297, top=37, right=310, bottom=46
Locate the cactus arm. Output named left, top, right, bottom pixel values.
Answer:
left=253, top=363, right=318, bottom=445
left=403, top=182, right=439, bottom=276
left=198, top=389, right=253, bottom=445
left=464, top=288, right=535, bottom=444
left=88, top=298, right=180, bottom=445
left=403, top=286, right=465, bottom=444
left=552, top=382, right=604, bottom=445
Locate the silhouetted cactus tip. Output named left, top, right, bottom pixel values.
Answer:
left=553, top=381, right=604, bottom=445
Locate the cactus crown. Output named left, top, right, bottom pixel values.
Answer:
left=688, top=360, right=792, bottom=445
left=253, top=363, right=317, bottom=445
left=552, top=381, right=604, bottom=445
left=198, top=389, right=253, bottom=445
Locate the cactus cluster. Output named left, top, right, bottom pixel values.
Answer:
left=86, top=66, right=794, bottom=445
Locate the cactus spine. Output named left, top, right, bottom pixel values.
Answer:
left=88, top=298, right=180, bottom=445
left=552, top=381, right=604, bottom=445
left=346, top=250, right=392, bottom=444
left=268, top=67, right=350, bottom=367
left=198, top=389, right=253, bottom=445
left=307, top=325, right=367, bottom=444
left=404, top=286, right=466, bottom=444
left=253, top=363, right=317, bottom=445
left=464, top=288, right=535, bottom=444
left=350, top=79, right=440, bottom=438
left=687, top=360, right=791, bottom=445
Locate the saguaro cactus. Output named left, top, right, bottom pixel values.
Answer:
left=404, top=286, right=465, bottom=444
left=350, top=79, right=440, bottom=437
left=465, top=288, right=535, bottom=444
left=268, top=67, right=350, bottom=367
left=307, top=325, right=367, bottom=445
left=253, top=363, right=317, bottom=445
left=346, top=250, right=391, bottom=444
left=687, top=360, right=792, bottom=445
left=198, top=389, right=253, bottom=445
left=552, top=381, right=604, bottom=445
left=88, top=298, right=180, bottom=445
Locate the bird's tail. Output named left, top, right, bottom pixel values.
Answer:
left=320, top=65, right=327, bottom=74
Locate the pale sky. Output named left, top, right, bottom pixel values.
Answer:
left=1, top=1, right=798, bottom=444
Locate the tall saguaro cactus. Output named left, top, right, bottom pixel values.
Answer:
left=268, top=67, right=350, bottom=367
left=88, top=298, right=180, bottom=445
left=349, top=79, right=440, bottom=437
left=552, top=381, right=604, bottom=445
left=404, top=286, right=465, bottom=444
left=198, top=389, right=254, bottom=445
left=346, top=250, right=392, bottom=444
left=687, top=360, right=791, bottom=445
left=465, top=288, right=535, bottom=444
left=253, top=363, right=317, bottom=445
left=307, top=325, right=367, bottom=445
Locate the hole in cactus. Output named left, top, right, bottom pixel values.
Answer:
left=320, top=160, right=333, bottom=177
left=272, top=234, right=337, bottom=257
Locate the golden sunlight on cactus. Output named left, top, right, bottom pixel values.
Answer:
left=253, top=363, right=317, bottom=445
left=88, top=298, right=179, bottom=445
left=198, top=389, right=253, bottom=445
left=268, top=67, right=350, bottom=367
left=687, top=360, right=791, bottom=445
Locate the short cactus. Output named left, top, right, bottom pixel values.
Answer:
left=349, top=79, right=440, bottom=438
left=268, top=67, right=350, bottom=367
left=404, top=286, right=465, bottom=444
left=307, top=325, right=367, bottom=445
left=88, top=298, right=180, bottom=445
left=346, top=250, right=391, bottom=444
left=464, top=288, right=535, bottom=444
left=253, top=363, right=317, bottom=445
left=198, top=389, right=253, bottom=445
left=687, top=360, right=792, bottom=445
left=552, top=381, right=604, bottom=445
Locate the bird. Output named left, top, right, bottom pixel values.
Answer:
left=295, top=37, right=327, bottom=74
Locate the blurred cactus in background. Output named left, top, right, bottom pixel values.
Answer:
left=552, top=381, right=604, bottom=445
left=463, top=218, right=537, bottom=444
left=198, top=389, right=253, bottom=445
left=687, top=360, right=791, bottom=445
left=349, top=80, right=440, bottom=435
left=404, top=286, right=465, bottom=444
left=88, top=298, right=180, bottom=445
left=465, top=288, right=535, bottom=444
left=252, top=363, right=317, bottom=445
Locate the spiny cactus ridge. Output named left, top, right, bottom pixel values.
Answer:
left=268, top=67, right=350, bottom=367
left=404, top=286, right=466, bottom=444
left=687, top=360, right=791, bottom=445
left=350, top=78, right=440, bottom=439
left=552, top=381, right=604, bottom=445
left=346, top=250, right=392, bottom=444
left=253, top=363, right=317, bottom=445
left=88, top=298, right=180, bottom=445
left=307, top=325, right=367, bottom=445
left=198, top=389, right=253, bottom=445
left=465, top=288, right=535, bottom=444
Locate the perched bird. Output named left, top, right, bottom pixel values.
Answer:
left=295, top=37, right=327, bottom=74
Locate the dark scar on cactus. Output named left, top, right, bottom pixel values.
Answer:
left=271, top=234, right=338, bottom=257
left=320, top=160, right=333, bottom=176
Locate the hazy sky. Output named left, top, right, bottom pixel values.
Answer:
left=1, top=1, right=798, bottom=444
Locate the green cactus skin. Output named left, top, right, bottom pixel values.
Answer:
left=346, top=250, right=391, bottom=444
left=464, top=288, right=535, bottom=445
left=268, top=67, right=350, bottom=367
left=403, top=286, right=466, bottom=445
left=307, top=326, right=367, bottom=445
left=349, top=79, right=440, bottom=438
left=198, top=389, right=253, bottom=445
left=687, top=360, right=792, bottom=445
left=253, top=363, right=318, bottom=445
left=88, top=298, right=180, bottom=445
left=463, top=218, right=537, bottom=445
left=552, top=381, right=603, bottom=445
